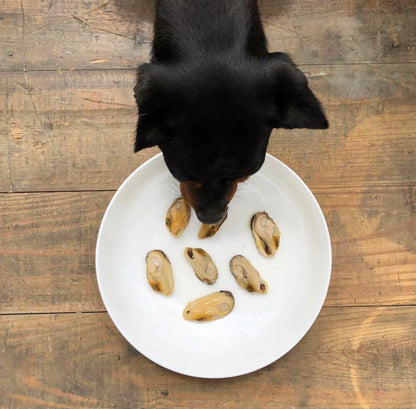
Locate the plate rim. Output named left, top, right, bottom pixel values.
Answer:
left=95, top=152, right=332, bottom=378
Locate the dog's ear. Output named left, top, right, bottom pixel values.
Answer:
left=133, top=64, right=168, bottom=152
left=264, top=53, right=328, bottom=130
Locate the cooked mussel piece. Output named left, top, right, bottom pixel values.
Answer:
left=229, top=255, right=268, bottom=293
left=183, top=291, right=234, bottom=321
left=166, top=197, right=191, bottom=237
left=198, top=210, right=228, bottom=239
left=145, top=250, right=174, bottom=295
left=184, top=247, right=218, bottom=284
left=251, top=212, right=281, bottom=257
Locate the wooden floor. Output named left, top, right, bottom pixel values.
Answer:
left=1, top=0, right=415, bottom=408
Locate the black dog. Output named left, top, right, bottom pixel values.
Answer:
left=134, top=0, right=328, bottom=224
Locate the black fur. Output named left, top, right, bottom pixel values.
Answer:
left=134, top=0, right=328, bottom=223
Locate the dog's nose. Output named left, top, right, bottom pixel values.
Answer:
left=195, top=209, right=225, bottom=224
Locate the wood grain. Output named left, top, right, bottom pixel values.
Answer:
left=0, top=69, right=160, bottom=192
left=1, top=0, right=415, bottom=71
left=0, top=187, right=415, bottom=314
left=260, top=0, right=416, bottom=65
left=0, top=192, right=108, bottom=314
left=1, top=63, right=415, bottom=192
left=0, top=307, right=415, bottom=409
left=316, top=186, right=416, bottom=307
left=0, top=0, right=155, bottom=72
left=0, top=133, right=10, bottom=192
left=1, top=1, right=415, bottom=405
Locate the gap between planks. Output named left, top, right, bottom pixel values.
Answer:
left=1, top=305, right=415, bottom=317
left=0, top=182, right=415, bottom=195
left=0, top=60, right=416, bottom=75
left=0, top=310, right=107, bottom=316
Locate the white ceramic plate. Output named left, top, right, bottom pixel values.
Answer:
left=96, top=153, right=331, bottom=378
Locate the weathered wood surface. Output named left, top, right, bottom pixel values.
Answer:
left=1, top=0, right=415, bottom=71
left=0, top=131, right=9, bottom=191
left=1, top=187, right=415, bottom=314
left=0, top=307, right=415, bottom=409
left=261, top=0, right=416, bottom=65
left=1, top=0, right=415, bottom=407
left=0, top=192, right=108, bottom=314
left=0, top=0, right=154, bottom=72
left=1, top=63, right=415, bottom=192
left=320, top=186, right=416, bottom=306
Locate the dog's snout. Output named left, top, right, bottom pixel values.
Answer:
left=195, top=208, right=226, bottom=224
left=181, top=180, right=235, bottom=224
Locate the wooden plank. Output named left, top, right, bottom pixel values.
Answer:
left=315, top=186, right=416, bottom=306
left=0, top=74, right=12, bottom=191
left=0, top=192, right=109, bottom=314
left=1, top=0, right=415, bottom=71
left=0, top=134, right=10, bottom=192
left=0, top=0, right=154, bottom=71
left=0, top=187, right=415, bottom=314
left=1, top=63, right=415, bottom=192
left=260, top=0, right=416, bottom=65
left=0, top=307, right=415, bottom=408
left=272, top=62, right=416, bottom=189
left=0, top=69, right=160, bottom=192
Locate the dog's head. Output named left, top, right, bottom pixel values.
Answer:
left=134, top=53, right=328, bottom=223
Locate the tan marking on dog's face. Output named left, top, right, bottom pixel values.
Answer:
left=180, top=181, right=198, bottom=208
left=180, top=175, right=251, bottom=210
